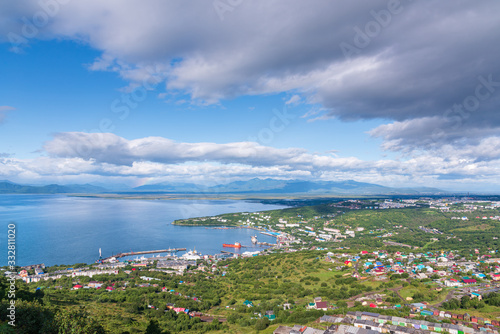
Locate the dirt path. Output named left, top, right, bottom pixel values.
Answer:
left=348, top=286, right=405, bottom=302
left=432, top=289, right=454, bottom=307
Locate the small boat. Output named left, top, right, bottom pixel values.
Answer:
left=223, top=242, right=242, bottom=248
left=251, top=236, right=258, bottom=244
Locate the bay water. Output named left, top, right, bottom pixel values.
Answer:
left=0, top=194, right=287, bottom=266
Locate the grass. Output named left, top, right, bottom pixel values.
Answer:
left=362, top=280, right=384, bottom=290
left=398, top=286, right=419, bottom=300
left=452, top=305, right=500, bottom=320
left=431, top=289, right=452, bottom=305
left=452, top=224, right=493, bottom=232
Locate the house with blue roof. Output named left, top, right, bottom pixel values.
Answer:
left=411, top=302, right=426, bottom=310
left=471, top=292, right=482, bottom=300
left=243, top=300, right=254, bottom=307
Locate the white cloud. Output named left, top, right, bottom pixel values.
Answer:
left=285, top=95, right=301, bottom=106
left=0, top=132, right=482, bottom=191
left=0, top=105, right=15, bottom=123
left=0, top=106, right=15, bottom=111
left=3, top=149, right=500, bottom=191
left=44, top=132, right=311, bottom=167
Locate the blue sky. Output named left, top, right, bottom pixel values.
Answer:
left=0, top=40, right=385, bottom=160
left=1, top=1, right=500, bottom=192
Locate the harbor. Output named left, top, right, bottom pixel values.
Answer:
left=98, top=234, right=278, bottom=264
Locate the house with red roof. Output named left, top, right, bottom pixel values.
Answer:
left=463, top=278, right=477, bottom=284
left=315, top=301, right=328, bottom=311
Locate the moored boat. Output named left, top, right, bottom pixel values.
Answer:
left=222, top=242, right=241, bottom=248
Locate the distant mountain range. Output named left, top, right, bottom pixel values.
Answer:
left=0, top=180, right=106, bottom=194
left=0, top=178, right=444, bottom=195
left=132, top=178, right=444, bottom=195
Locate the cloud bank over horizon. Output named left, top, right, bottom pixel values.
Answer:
left=0, top=132, right=498, bottom=191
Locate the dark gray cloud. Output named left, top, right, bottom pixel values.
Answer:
left=1, top=1, right=499, bottom=153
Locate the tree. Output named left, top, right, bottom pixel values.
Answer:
left=145, top=319, right=162, bottom=334
left=227, top=313, right=241, bottom=324
left=55, top=308, right=106, bottom=334
left=337, top=301, right=348, bottom=308
left=255, top=317, right=270, bottom=330
left=460, top=296, right=471, bottom=309
left=0, top=300, right=56, bottom=334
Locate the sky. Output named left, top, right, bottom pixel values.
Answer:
left=0, top=0, right=500, bottom=192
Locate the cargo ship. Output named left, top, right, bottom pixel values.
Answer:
left=222, top=242, right=241, bottom=248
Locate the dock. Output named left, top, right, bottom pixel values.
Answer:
left=102, top=248, right=187, bottom=261
left=260, top=232, right=280, bottom=237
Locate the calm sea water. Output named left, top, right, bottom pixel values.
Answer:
left=0, top=195, right=287, bottom=266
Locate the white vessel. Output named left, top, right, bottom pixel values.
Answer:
left=182, top=248, right=202, bottom=260
left=251, top=235, right=258, bottom=244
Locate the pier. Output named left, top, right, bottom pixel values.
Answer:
left=260, top=232, right=280, bottom=237
left=102, top=248, right=187, bottom=262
